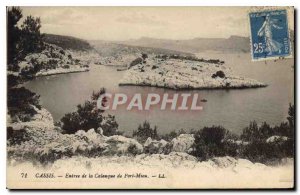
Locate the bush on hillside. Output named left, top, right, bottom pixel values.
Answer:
left=101, top=115, right=121, bottom=136
left=240, top=138, right=293, bottom=163
left=160, top=129, right=187, bottom=142
left=133, top=121, right=159, bottom=143
left=129, top=57, right=143, bottom=68
left=60, top=89, right=120, bottom=136
left=212, top=71, right=225, bottom=79
left=7, top=87, right=41, bottom=122
left=239, top=105, right=295, bottom=163
left=60, top=90, right=105, bottom=134
left=191, top=126, right=238, bottom=161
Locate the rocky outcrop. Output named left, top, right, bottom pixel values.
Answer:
left=7, top=117, right=144, bottom=163
left=119, top=57, right=267, bottom=89
left=143, top=137, right=171, bottom=154
left=266, top=136, right=289, bottom=143
left=104, top=135, right=143, bottom=155
left=35, top=66, right=88, bottom=76
left=7, top=106, right=54, bottom=132
left=171, top=134, right=195, bottom=153
left=96, top=54, right=139, bottom=66
left=14, top=43, right=89, bottom=77
left=211, top=156, right=237, bottom=168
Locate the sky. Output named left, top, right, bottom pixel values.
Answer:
left=19, top=6, right=294, bottom=41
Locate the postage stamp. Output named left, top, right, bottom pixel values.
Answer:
left=249, top=9, right=291, bottom=60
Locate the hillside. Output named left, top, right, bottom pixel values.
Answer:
left=44, top=34, right=93, bottom=51
left=90, top=40, right=193, bottom=57
left=122, top=36, right=250, bottom=53
left=90, top=40, right=194, bottom=66
left=12, top=43, right=89, bottom=77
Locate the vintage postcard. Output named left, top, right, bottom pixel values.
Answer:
left=6, top=6, right=295, bottom=189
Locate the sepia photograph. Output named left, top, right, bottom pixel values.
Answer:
left=6, top=6, right=295, bottom=189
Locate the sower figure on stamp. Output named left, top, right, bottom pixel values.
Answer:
left=257, top=14, right=283, bottom=55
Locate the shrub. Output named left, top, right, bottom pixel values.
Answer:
left=141, top=53, right=148, bottom=60
left=240, top=139, right=293, bottom=163
left=241, top=121, right=261, bottom=142
left=7, top=87, right=41, bottom=122
left=19, top=58, right=44, bottom=78
left=133, top=121, right=159, bottom=143
left=19, top=15, right=44, bottom=57
left=239, top=105, right=295, bottom=163
left=62, top=65, right=70, bottom=69
left=60, top=89, right=120, bottom=136
left=74, top=59, right=80, bottom=64
left=241, top=120, right=293, bottom=142
left=7, top=7, right=23, bottom=65
left=152, top=65, right=158, bottom=70
left=212, top=71, right=225, bottom=79
left=59, top=49, right=65, bottom=55
left=129, top=57, right=143, bottom=68
left=101, top=115, right=120, bottom=136
left=191, top=126, right=238, bottom=161
left=160, top=129, right=186, bottom=142
left=127, top=144, right=140, bottom=156
left=48, top=59, right=59, bottom=67
left=287, top=104, right=295, bottom=138
left=7, top=127, right=30, bottom=145
left=7, top=74, right=21, bottom=87
left=60, top=89, right=106, bottom=134
left=61, top=101, right=104, bottom=134
left=208, top=59, right=221, bottom=64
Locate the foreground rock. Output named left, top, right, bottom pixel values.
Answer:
left=119, top=56, right=267, bottom=89
left=171, top=134, right=195, bottom=153
left=7, top=107, right=143, bottom=162
left=7, top=106, right=294, bottom=189
left=144, top=137, right=171, bottom=154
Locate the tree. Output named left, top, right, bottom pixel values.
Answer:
left=61, top=89, right=105, bottom=134
left=7, top=7, right=22, bottom=68
left=101, top=115, right=120, bottom=136
left=192, top=126, right=237, bottom=161
left=287, top=104, right=294, bottom=135
left=7, top=7, right=44, bottom=65
left=129, top=57, right=143, bottom=68
left=7, top=87, right=41, bottom=122
left=160, top=129, right=186, bottom=141
left=132, top=121, right=159, bottom=143
left=240, top=121, right=260, bottom=142
left=60, top=89, right=119, bottom=136
left=20, top=16, right=44, bottom=57
left=7, top=7, right=44, bottom=124
left=7, top=7, right=44, bottom=83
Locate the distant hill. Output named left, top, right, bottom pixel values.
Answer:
left=44, top=34, right=93, bottom=51
left=90, top=40, right=194, bottom=57
left=121, top=36, right=250, bottom=53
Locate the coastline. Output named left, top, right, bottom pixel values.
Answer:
left=119, top=82, right=268, bottom=90
left=35, top=67, right=89, bottom=77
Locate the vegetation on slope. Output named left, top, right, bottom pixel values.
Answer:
left=44, top=34, right=93, bottom=51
